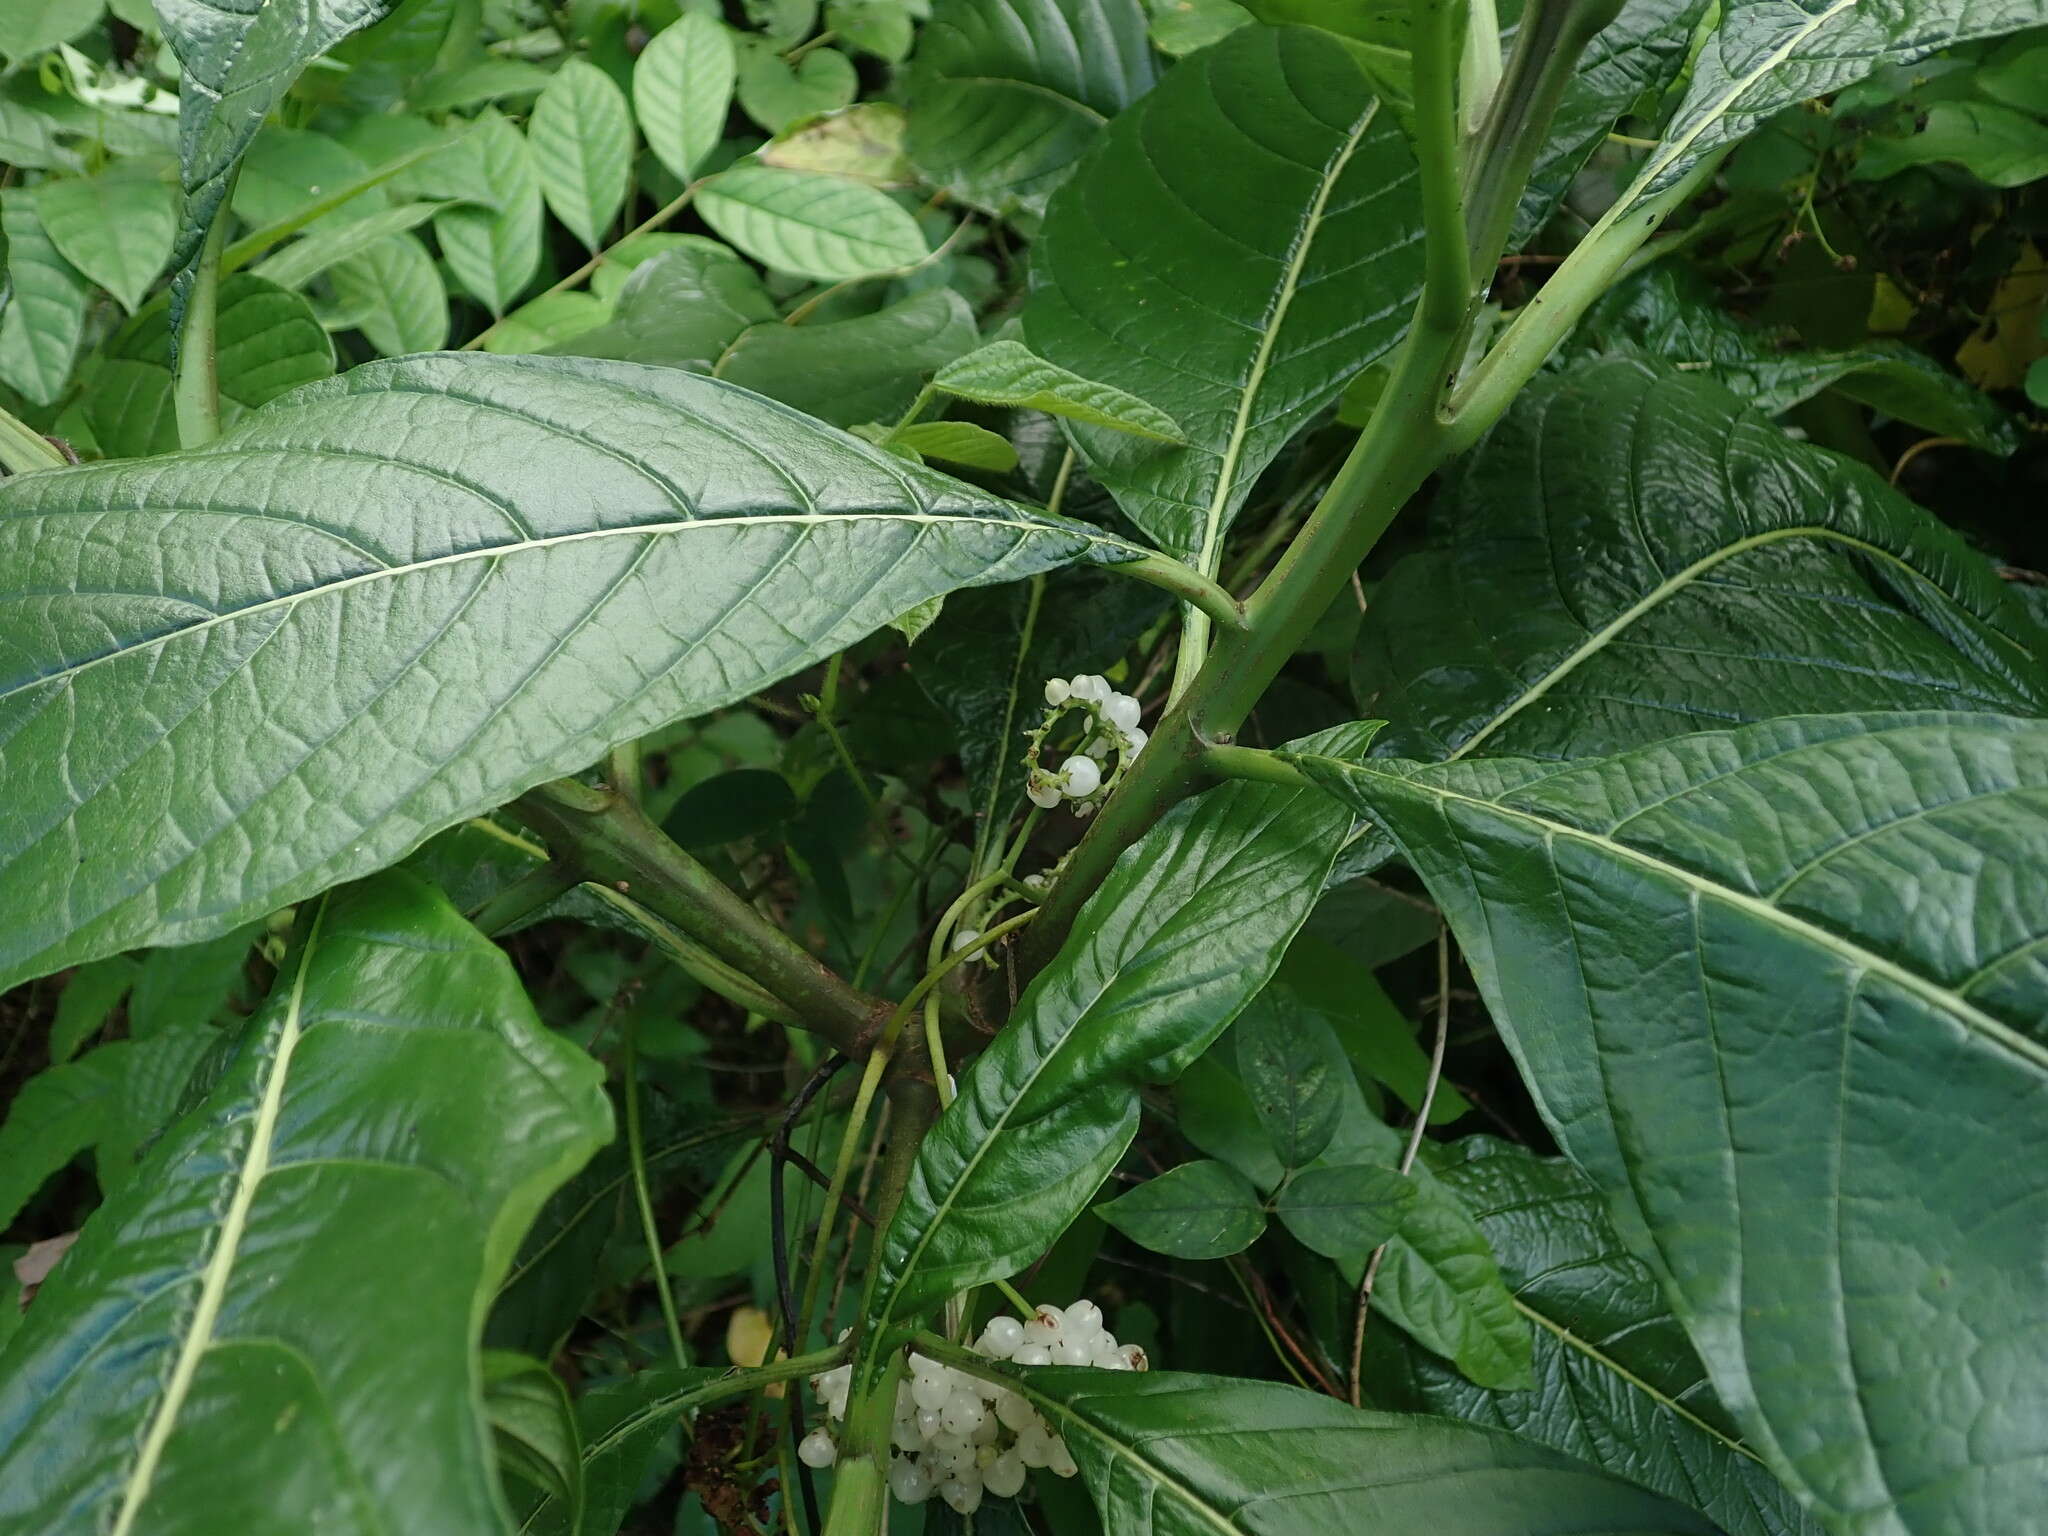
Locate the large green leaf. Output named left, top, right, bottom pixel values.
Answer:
left=995, top=1367, right=1721, bottom=1533
left=1578, top=268, right=2014, bottom=453
left=1615, top=0, right=2048, bottom=214
left=905, top=0, right=1157, bottom=217
left=871, top=724, right=1376, bottom=1327
left=155, top=0, right=401, bottom=318
left=1022, top=24, right=1425, bottom=567
left=0, top=190, right=90, bottom=406
left=1353, top=360, right=2048, bottom=766
left=0, top=873, right=611, bottom=1533
left=0, top=352, right=1145, bottom=990
left=529, top=58, right=634, bottom=250
left=0, top=0, right=105, bottom=64
left=1367, top=1137, right=1819, bottom=1536
left=1296, top=712, right=2048, bottom=1535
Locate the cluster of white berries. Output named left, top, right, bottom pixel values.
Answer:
left=797, top=1300, right=1148, bottom=1514
left=1025, top=676, right=1146, bottom=812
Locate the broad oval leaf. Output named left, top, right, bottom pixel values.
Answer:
left=1000, top=1367, right=1721, bottom=1534
left=328, top=230, right=450, bottom=355
left=1233, top=985, right=1348, bottom=1170
left=696, top=163, right=927, bottom=282
left=1273, top=1162, right=1414, bottom=1259
left=0, top=190, right=90, bottom=407
left=1366, top=1137, right=1820, bottom=1536
left=36, top=166, right=179, bottom=315
left=871, top=724, right=1377, bottom=1327
left=1296, top=712, right=2048, bottom=1534
left=0, top=351, right=1141, bottom=992
left=634, top=12, right=737, bottom=183
left=435, top=108, right=543, bottom=315
left=717, top=288, right=977, bottom=426
left=1023, top=24, right=1425, bottom=567
left=906, top=0, right=1157, bottom=216
left=1095, top=1160, right=1267, bottom=1259
left=1354, top=360, right=2048, bottom=766
left=0, top=873, right=611, bottom=1534
left=156, top=0, right=401, bottom=315
left=529, top=58, right=635, bottom=250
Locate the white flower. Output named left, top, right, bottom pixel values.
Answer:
left=1122, top=726, right=1148, bottom=754
left=1103, top=693, right=1142, bottom=732
left=950, top=927, right=981, bottom=953
left=1044, top=677, right=1071, bottom=705
left=798, top=1428, right=837, bottom=1468
left=1026, top=774, right=1062, bottom=809
left=1069, top=673, right=1111, bottom=704
left=1057, top=755, right=1102, bottom=798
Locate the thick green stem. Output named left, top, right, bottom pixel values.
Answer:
left=821, top=1352, right=903, bottom=1536
left=0, top=403, right=65, bottom=475
left=1413, top=0, right=1473, bottom=335
left=624, top=1012, right=689, bottom=1367
left=511, top=778, right=885, bottom=1056
left=175, top=194, right=234, bottom=449
left=1113, top=550, right=1248, bottom=636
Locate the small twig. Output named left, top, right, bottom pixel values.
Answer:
left=770, top=1058, right=844, bottom=1536
left=624, top=1010, right=689, bottom=1369
left=1350, top=926, right=1453, bottom=1406
left=1890, top=435, right=1965, bottom=486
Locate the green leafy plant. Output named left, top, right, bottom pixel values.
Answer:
left=3, top=0, right=2046, bottom=1532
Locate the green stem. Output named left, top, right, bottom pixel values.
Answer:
left=624, top=1011, right=689, bottom=1367
left=1413, top=0, right=1473, bottom=335
left=820, top=1352, right=901, bottom=1536
left=175, top=186, right=234, bottom=449
left=1112, top=550, right=1248, bottom=636
left=583, top=884, right=802, bottom=1030
left=0, top=403, right=65, bottom=475
left=511, top=779, right=885, bottom=1056
left=1204, top=744, right=1312, bottom=789
left=467, top=863, right=578, bottom=935
left=1458, top=0, right=1504, bottom=142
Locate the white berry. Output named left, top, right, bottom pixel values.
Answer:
left=1057, top=754, right=1102, bottom=798
left=798, top=1429, right=837, bottom=1468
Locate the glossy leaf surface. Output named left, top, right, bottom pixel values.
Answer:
left=871, top=724, right=1377, bottom=1326
left=0, top=351, right=1141, bottom=991
left=1095, top=1160, right=1267, bottom=1259
left=1273, top=1162, right=1414, bottom=1259
left=1368, top=1137, right=1819, bottom=1536
left=1023, top=24, right=1424, bottom=566
left=933, top=339, right=1187, bottom=442
left=0, top=874, right=612, bottom=1534
left=1298, top=713, right=2048, bottom=1534
left=1006, top=1368, right=1721, bottom=1534
left=1355, top=360, right=2048, bottom=765
left=906, top=0, right=1156, bottom=216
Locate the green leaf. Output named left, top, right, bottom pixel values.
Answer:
left=1581, top=268, right=2015, bottom=453
left=409, top=57, right=554, bottom=112
left=1274, top=939, right=1470, bottom=1124
left=1354, top=360, right=2048, bottom=767
left=1373, top=1164, right=1533, bottom=1392
left=0, top=1041, right=130, bottom=1228
left=696, top=163, right=928, bottom=281
left=717, top=290, right=977, bottom=426
left=526, top=1366, right=719, bottom=1536
left=35, top=165, right=178, bottom=314
left=328, top=231, right=450, bottom=354
left=1856, top=98, right=2048, bottom=187
left=231, top=127, right=381, bottom=235
left=828, top=0, right=915, bottom=60
left=1235, top=0, right=1431, bottom=129
left=1296, top=711, right=2048, bottom=1532
left=435, top=108, right=543, bottom=315
left=891, top=420, right=1020, bottom=472
left=1273, top=1162, right=1415, bottom=1258
left=634, top=11, right=737, bottom=183
left=0, top=0, right=104, bottom=64
left=78, top=273, right=335, bottom=459
left=933, top=339, right=1188, bottom=443
left=871, top=724, right=1377, bottom=1326
left=999, top=1368, right=1721, bottom=1533
left=484, top=1351, right=583, bottom=1513
left=0, top=874, right=610, bottom=1532
left=156, top=0, right=400, bottom=323
left=1617, top=0, right=2048, bottom=215
left=907, top=0, right=1156, bottom=216
left=128, top=924, right=260, bottom=1039
left=49, top=955, right=140, bottom=1063
left=0, top=352, right=1147, bottom=989
left=760, top=101, right=913, bottom=185
left=485, top=291, right=611, bottom=355
left=663, top=768, right=800, bottom=849
left=1023, top=24, right=1424, bottom=566
left=0, top=191, right=90, bottom=406
left=1367, top=1137, right=1821, bottom=1536
left=554, top=243, right=778, bottom=371
left=736, top=39, right=859, bottom=133
left=1174, top=1054, right=1286, bottom=1193
left=1096, top=1160, right=1267, bottom=1259
left=250, top=200, right=448, bottom=291
left=530, top=59, right=635, bottom=250
left=1232, top=985, right=1347, bottom=1169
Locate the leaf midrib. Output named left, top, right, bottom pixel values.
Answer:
left=1448, top=523, right=1984, bottom=760
left=109, top=899, right=327, bottom=1536
left=1, top=509, right=1133, bottom=704
left=1320, top=756, right=2048, bottom=1074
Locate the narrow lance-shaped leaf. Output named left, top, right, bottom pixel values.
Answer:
left=1023, top=25, right=1425, bottom=568
left=1364, top=1137, right=1822, bottom=1536
left=990, top=1367, right=1722, bottom=1534
left=1295, top=712, right=2048, bottom=1535
left=933, top=339, right=1188, bottom=443
left=0, top=352, right=1152, bottom=992
left=871, top=723, right=1378, bottom=1327
left=155, top=0, right=402, bottom=323
left=0, top=873, right=612, bottom=1534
